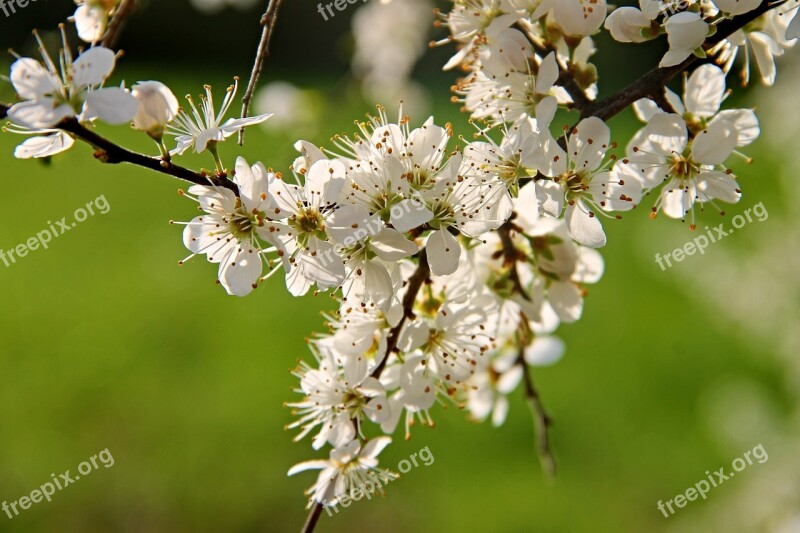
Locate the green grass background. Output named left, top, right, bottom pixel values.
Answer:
left=0, top=59, right=792, bottom=532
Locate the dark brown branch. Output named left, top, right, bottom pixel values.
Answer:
left=239, top=0, right=284, bottom=145
left=101, top=0, right=137, bottom=49
left=582, top=0, right=787, bottom=121
left=370, top=249, right=430, bottom=379
left=301, top=503, right=324, bottom=533
left=0, top=102, right=236, bottom=193
left=57, top=117, right=238, bottom=192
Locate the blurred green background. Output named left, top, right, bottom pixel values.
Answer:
left=1, top=1, right=798, bottom=532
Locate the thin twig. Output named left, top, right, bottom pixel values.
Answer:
left=239, top=0, right=283, bottom=145
left=498, top=222, right=556, bottom=475
left=301, top=503, right=324, bottom=533
left=370, top=249, right=430, bottom=379
left=0, top=105, right=236, bottom=192
left=101, top=0, right=137, bottom=49
left=520, top=357, right=556, bottom=477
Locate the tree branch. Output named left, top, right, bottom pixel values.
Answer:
left=370, top=249, right=430, bottom=379
left=0, top=102, right=237, bottom=193
left=101, top=0, right=138, bottom=49
left=57, top=118, right=239, bottom=192
left=582, top=0, right=786, bottom=121
left=239, top=0, right=284, bottom=145
left=301, top=503, right=324, bottom=533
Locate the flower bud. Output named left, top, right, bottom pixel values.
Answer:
left=131, top=81, right=179, bottom=141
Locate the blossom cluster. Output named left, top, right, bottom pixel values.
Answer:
left=1, top=0, right=798, bottom=515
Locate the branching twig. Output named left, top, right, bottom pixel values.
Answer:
left=101, top=0, right=137, bottom=49
left=239, top=0, right=283, bottom=145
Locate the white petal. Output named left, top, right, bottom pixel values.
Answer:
left=573, top=247, right=605, bottom=283
left=524, top=336, right=566, bottom=366
left=390, top=199, right=433, bottom=232
left=691, top=120, right=737, bottom=165
left=632, top=98, right=660, bottom=123
left=360, top=436, right=392, bottom=460
left=14, top=132, right=74, bottom=159
left=660, top=180, right=695, bottom=219
left=287, top=460, right=330, bottom=477
left=568, top=117, right=610, bottom=172
left=496, top=365, right=523, bottom=394
left=565, top=202, right=606, bottom=248
left=10, top=58, right=60, bottom=100
left=8, top=99, right=75, bottom=129
left=370, top=229, right=418, bottom=261
left=491, top=396, right=510, bottom=427
left=234, top=157, right=270, bottom=213
left=73, top=5, right=107, bottom=43
left=220, top=112, right=273, bottom=133
left=218, top=244, right=263, bottom=297
left=72, top=47, right=116, bottom=88
left=84, top=87, right=139, bottom=125
left=426, top=229, right=461, bottom=276
left=685, top=64, right=726, bottom=119
left=697, top=171, right=741, bottom=204
left=711, top=109, right=759, bottom=147
left=327, top=204, right=378, bottom=245
left=548, top=281, right=584, bottom=323
left=536, top=53, right=559, bottom=94
left=305, top=159, right=346, bottom=208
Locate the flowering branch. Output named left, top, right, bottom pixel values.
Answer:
left=0, top=102, right=236, bottom=192
left=56, top=117, right=238, bottom=192
left=239, top=0, right=284, bottom=145
left=583, top=0, right=788, bottom=121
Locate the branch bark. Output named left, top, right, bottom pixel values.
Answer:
left=582, top=0, right=786, bottom=121
left=239, top=0, right=284, bottom=145
left=101, top=0, right=138, bottom=49
left=301, top=503, right=324, bottom=533
left=370, top=249, right=430, bottom=377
